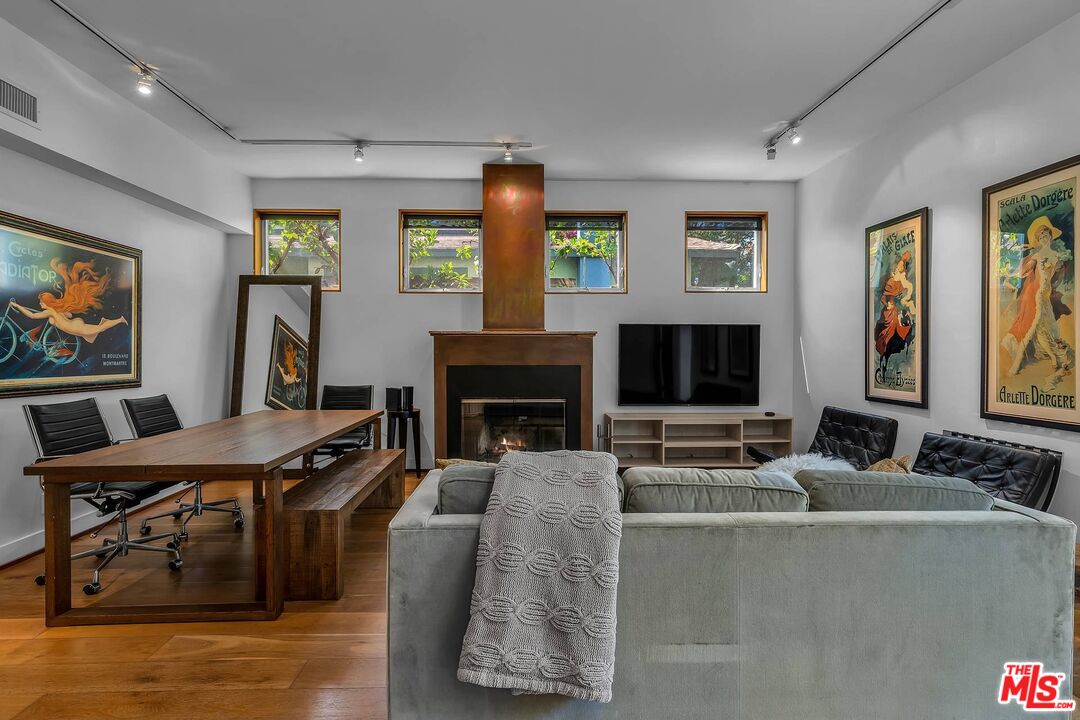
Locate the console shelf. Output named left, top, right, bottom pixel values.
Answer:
left=603, top=412, right=793, bottom=469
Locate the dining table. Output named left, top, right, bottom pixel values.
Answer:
left=24, top=408, right=382, bottom=627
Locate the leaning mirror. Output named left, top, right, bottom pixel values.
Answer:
left=230, top=275, right=322, bottom=417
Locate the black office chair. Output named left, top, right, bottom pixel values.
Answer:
left=25, top=398, right=182, bottom=595
left=312, top=385, right=374, bottom=462
left=121, top=394, right=244, bottom=540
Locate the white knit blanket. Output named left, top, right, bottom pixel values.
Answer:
left=457, top=450, right=622, bottom=702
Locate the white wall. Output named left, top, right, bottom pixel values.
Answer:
left=795, top=12, right=1080, bottom=522
left=251, top=177, right=795, bottom=469
left=0, top=17, right=250, bottom=233
left=0, top=145, right=232, bottom=564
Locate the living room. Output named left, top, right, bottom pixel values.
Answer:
left=0, top=1, right=1077, bottom=718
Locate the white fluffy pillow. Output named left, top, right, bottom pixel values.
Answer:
left=758, top=452, right=854, bottom=476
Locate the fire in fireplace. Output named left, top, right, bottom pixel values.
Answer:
left=461, top=398, right=567, bottom=462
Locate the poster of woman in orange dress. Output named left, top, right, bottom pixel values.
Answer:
left=984, top=156, right=1078, bottom=431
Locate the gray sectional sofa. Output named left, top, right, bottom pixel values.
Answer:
left=387, top=466, right=1075, bottom=719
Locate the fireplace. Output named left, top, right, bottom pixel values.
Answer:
left=442, top=362, right=582, bottom=459
left=461, top=398, right=567, bottom=462
left=430, top=163, right=594, bottom=460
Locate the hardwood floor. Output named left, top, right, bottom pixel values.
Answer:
left=0, top=474, right=421, bottom=720
left=0, top=477, right=1076, bottom=718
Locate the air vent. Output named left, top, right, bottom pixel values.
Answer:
left=0, top=77, right=38, bottom=126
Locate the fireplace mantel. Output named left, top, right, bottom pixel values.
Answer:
left=431, top=331, right=595, bottom=459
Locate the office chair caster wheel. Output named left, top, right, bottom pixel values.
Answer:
left=178, top=530, right=189, bottom=541
left=139, top=525, right=151, bottom=535
left=34, top=575, right=45, bottom=586
left=173, top=512, right=183, bottom=519
left=83, top=583, right=100, bottom=596
left=166, top=541, right=179, bottom=550
left=233, top=517, right=245, bottom=529
left=168, top=559, right=183, bottom=571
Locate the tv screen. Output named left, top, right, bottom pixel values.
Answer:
left=618, top=324, right=760, bottom=405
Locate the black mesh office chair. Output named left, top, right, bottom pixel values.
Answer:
left=121, top=394, right=244, bottom=540
left=312, top=385, right=374, bottom=462
left=25, top=398, right=182, bottom=595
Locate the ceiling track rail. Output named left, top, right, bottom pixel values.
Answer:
left=45, top=0, right=529, bottom=151
left=765, top=0, right=957, bottom=149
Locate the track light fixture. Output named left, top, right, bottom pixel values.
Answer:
left=789, top=129, right=801, bottom=145
left=503, top=144, right=514, bottom=162
left=354, top=143, right=365, bottom=162
left=136, top=70, right=153, bottom=96
left=765, top=145, right=777, bottom=161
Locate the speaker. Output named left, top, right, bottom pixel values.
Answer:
left=385, top=387, right=402, bottom=412
left=401, top=386, right=414, bottom=410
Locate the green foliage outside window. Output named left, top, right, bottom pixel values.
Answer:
left=264, top=215, right=340, bottom=290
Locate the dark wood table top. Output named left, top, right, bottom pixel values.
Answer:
left=24, top=409, right=383, bottom=480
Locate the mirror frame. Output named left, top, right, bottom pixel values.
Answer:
left=230, top=274, right=323, bottom=417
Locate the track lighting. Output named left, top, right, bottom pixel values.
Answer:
left=136, top=71, right=153, bottom=96
left=766, top=145, right=777, bottom=161
left=789, top=129, right=801, bottom=145
left=503, top=144, right=513, bottom=162
left=354, top=144, right=365, bottom=162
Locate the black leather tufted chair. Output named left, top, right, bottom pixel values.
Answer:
left=747, top=406, right=899, bottom=470
left=912, top=431, right=1061, bottom=511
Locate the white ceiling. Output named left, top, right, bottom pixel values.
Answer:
left=1, top=0, right=1078, bottom=181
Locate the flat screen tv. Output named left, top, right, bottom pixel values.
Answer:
left=618, top=324, right=760, bottom=405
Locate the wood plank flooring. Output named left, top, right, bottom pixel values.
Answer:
left=0, top=475, right=420, bottom=720
left=0, top=476, right=1076, bottom=718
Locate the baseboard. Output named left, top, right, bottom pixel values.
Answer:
left=0, top=485, right=187, bottom=569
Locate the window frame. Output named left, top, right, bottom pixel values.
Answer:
left=253, top=208, right=343, bottom=292
left=398, top=209, right=483, bottom=294
left=684, top=211, right=768, bottom=293
left=544, top=210, right=629, bottom=294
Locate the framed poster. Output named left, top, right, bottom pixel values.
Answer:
left=265, top=315, right=308, bottom=410
left=0, top=211, right=140, bottom=398
left=865, top=207, right=930, bottom=408
left=983, top=155, right=1079, bottom=431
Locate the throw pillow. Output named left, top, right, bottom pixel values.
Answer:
left=864, top=455, right=913, bottom=473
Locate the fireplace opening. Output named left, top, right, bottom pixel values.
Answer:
left=461, top=398, right=567, bottom=462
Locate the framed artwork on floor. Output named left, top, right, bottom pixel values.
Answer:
left=865, top=207, right=930, bottom=408
left=265, top=314, right=308, bottom=410
left=983, top=154, right=1079, bottom=431
left=0, top=210, right=140, bottom=398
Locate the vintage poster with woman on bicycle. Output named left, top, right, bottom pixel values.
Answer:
left=0, top=211, right=140, bottom=398
left=983, top=155, right=1078, bottom=431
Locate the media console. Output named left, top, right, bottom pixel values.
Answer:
left=602, top=412, right=793, bottom=469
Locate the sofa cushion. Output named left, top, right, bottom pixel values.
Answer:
left=622, top=467, right=808, bottom=513
left=437, top=465, right=498, bottom=514
left=794, top=469, right=995, bottom=511
left=438, top=464, right=625, bottom=514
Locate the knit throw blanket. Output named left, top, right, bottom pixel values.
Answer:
left=457, top=450, right=622, bottom=703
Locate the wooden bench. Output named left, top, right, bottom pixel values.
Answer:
left=284, top=448, right=405, bottom=600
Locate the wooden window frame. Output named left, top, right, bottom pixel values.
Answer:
left=253, top=209, right=342, bottom=293
left=684, top=211, right=768, bottom=293
left=544, top=211, right=629, bottom=294
left=398, top=209, right=483, bottom=294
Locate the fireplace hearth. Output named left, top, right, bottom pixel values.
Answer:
left=462, top=398, right=567, bottom=462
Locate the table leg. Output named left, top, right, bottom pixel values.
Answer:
left=372, top=417, right=382, bottom=450
left=412, top=415, right=422, bottom=478
left=255, top=469, right=285, bottom=616
left=43, top=481, right=72, bottom=626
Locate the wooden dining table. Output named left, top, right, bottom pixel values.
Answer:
left=24, top=409, right=382, bottom=627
